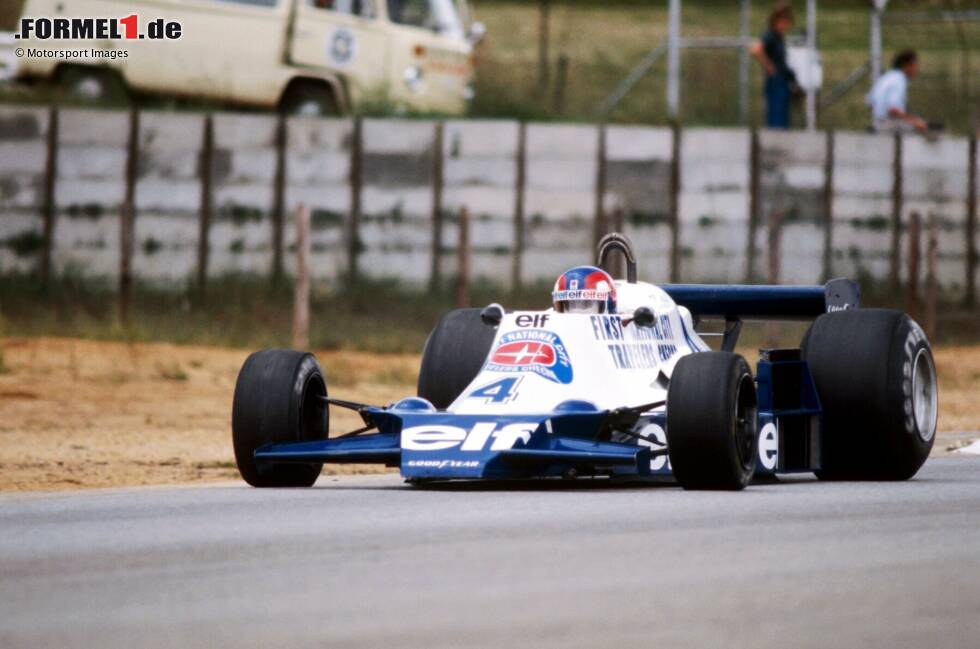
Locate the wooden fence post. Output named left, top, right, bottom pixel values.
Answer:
left=822, top=129, right=835, bottom=282
left=119, top=108, right=140, bottom=325
left=456, top=205, right=470, bottom=308
left=553, top=55, right=569, bottom=114
left=766, top=207, right=783, bottom=347
left=593, top=123, right=607, bottom=251
left=348, top=117, right=363, bottom=283
left=746, top=128, right=761, bottom=283
left=890, top=132, right=904, bottom=294
left=966, top=134, right=977, bottom=309
left=271, top=115, right=287, bottom=284
left=429, top=121, right=444, bottom=292
left=40, top=106, right=59, bottom=286
left=292, top=204, right=311, bottom=350
left=512, top=122, right=527, bottom=291
left=196, top=114, right=213, bottom=294
left=537, top=0, right=550, bottom=92
left=768, top=208, right=783, bottom=285
left=925, top=212, right=938, bottom=340
left=669, top=122, right=682, bottom=282
left=906, top=210, right=921, bottom=321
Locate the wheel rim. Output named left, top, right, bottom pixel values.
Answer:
left=733, top=373, right=758, bottom=471
left=912, top=348, right=937, bottom=443
left=293, top=99, right=324, bottom=116
left=299, top=373, right=327, bottom=442
left=70, top=77, right=104, bottom=101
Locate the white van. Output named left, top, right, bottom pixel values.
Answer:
left=11, top=0, right=483, bottom=115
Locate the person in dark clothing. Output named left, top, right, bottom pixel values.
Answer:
left=750, top=3, right=797, bottom=129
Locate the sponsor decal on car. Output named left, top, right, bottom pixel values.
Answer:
left=588, top=314, right=679, bottom=369
left=402, top=422, right=538, bottom=452
left=758, top=422, right=779, bottom=470
left=515, top=313, right=551, bottom=328
left=484, top=329, right=573, bottom=384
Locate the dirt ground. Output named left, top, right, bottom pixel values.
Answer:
left=1, top=336, right=978, bottom=492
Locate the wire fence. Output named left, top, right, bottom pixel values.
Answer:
left=471, top=2, right=980, bottom=134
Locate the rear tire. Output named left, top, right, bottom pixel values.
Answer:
left=666, top=352, right=758, bottom=490
left=802, top=309, right=937, bottom=480
left=232, top=349, right=328, bottom=487
left=417, top=309, right=497, bottom=409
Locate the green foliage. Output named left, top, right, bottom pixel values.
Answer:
left=3, top=230, right=44, bottom=257
left=143, top=238, right=163, bottom=255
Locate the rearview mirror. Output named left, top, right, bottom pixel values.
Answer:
left=632, top=306, right=656, bottom=328
left=481, top=303, right=504, bottom=327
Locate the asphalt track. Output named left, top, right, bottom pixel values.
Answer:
left=2, top=458, right=980, bottom=649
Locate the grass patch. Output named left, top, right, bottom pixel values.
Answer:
left=0, top=273, right=555, bottom=354
left=2, top=270, right=977, bottom=351
left=156, top=362, right=189, bottom=382
left=469, top=1, right=980, bottom=134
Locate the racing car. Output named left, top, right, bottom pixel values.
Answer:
left=231, top=233, right=938, bottom=490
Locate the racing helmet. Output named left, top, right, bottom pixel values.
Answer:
left=552, top=266, right=617, bottom=314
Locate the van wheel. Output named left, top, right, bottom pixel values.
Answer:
left=57, top=66, right=130, bottom=107
left=417, top=309, right=497, bottom=409
left=279, top=81, right=339, bottom=116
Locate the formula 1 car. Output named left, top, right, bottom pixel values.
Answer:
left=232, top=234, right=938, bottom=490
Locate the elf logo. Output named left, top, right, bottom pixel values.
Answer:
left=515, top=313, right=550, bottom=328
left=402, top=422, right=537, bottom=452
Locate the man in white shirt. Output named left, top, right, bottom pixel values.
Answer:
left=867, top=50, right=927, bottom=134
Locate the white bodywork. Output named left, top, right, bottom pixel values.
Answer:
left=450, top=280, right=708, bottom=416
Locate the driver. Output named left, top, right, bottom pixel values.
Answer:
left=552, top=266, right=617, bottom=314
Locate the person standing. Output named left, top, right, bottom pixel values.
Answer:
left=867, top=50, right=928, bottom=134
left=750, top=3, right=797, bottom=129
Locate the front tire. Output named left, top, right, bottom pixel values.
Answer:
left=232, top=350, right=328, bottom=487
left=417, top=309, right=497, bottom=409
left=666, top=352, right=758, bottom=490
left=802, top=309, right=937, bottom=480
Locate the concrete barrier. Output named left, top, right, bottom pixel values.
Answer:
left=0, top=105, right=975, bottom=303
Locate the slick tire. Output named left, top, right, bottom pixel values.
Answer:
left=666, top=352, right=758, bottom=490
left=801, top=309, right=937, bottom=481
left=232, top=349, right=328, bottom=487
left=417, top=308, right=497, bottom=409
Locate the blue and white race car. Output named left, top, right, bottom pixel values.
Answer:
left=232, top=234, right=938, bottom=490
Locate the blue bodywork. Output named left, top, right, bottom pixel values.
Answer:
left=254, top=352, right=824, bottom=481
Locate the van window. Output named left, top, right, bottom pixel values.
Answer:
left=387, top=0, right=462, bottom=37
left=309, top=0, right=375, bottom=18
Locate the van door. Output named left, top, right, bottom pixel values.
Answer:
left=289, top=0, right=389, bottom=102
left=173, top=0, right=292, bottom=106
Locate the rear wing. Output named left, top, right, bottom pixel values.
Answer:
left=596, top=233, right=859, bottom=321
left=659, top=279, right=861, bottom=321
